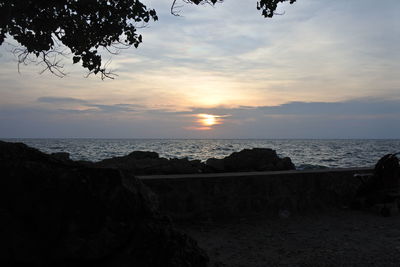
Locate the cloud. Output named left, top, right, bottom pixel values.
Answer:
left=37, top=96, right=143, bottom=113
left=37, top=97, right=88, bottom=104
left=86, top=103, right=139, bottom=113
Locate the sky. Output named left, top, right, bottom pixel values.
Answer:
left=0, top=0, right=399, bottom=138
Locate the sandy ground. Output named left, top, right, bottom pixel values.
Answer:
left=177, top=208, right=400, bottom=267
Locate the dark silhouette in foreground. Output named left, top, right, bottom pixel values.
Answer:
left=206, top=148, right=295, bottom=173
left=87, top=148, right=295, bottom=174
left=1, top=140, right=398, bottom=266
left=353, top=153, right=400, bottom=216
left=0, top=141, right=208, bottom=266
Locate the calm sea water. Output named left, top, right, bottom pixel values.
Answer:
left=3, top=139, right=400, bottom=169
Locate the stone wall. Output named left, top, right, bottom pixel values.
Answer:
left=139, top=168, right=373, bottom=220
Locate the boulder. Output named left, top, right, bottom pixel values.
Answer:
left=205, top=148, right=295, bottom=172
left=127, top=151, right=159, bottom=160
left=204, top=158, right=225, bottom=172
left=96, top=148, right=295, bottom=175
left=0, top=141, right=208, bottom=267
left=51, top=152, right=71, bottom=161
left=96, top=152, right=205, bottom=175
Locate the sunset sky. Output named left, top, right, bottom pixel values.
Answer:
left=0, top=0, right=399, bottom=138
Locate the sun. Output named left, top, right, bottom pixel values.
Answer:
left=185, top=113, right=227, bottom=131
left=201, top=114, right=217, bottom=126
left=197, top=114, right=221, bottom=127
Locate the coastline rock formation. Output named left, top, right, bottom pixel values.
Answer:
left=94, top=148, right=295, bottom=175
left=95, top=151, right=204, bottom=175
left=206, top=148, right=295, bottom=173
left=0, top=141, right=208, bottom=267
left=50, top=151, right=71, bottom=162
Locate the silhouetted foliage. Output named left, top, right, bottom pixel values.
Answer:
left=0, top=0, right=158, bottom=79
left=257, top=0, right=297, bottom=17
left=0, top=0, right=296, bottom=79
left=171, top=0, right=296, bottom=17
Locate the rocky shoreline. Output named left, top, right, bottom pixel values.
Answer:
left=57, top=147, right=296, bottom=175
left=0, top=141, right=296, bottom=266
left=2, top=140, right=396, bottom=267
left=0, top=141, right=209, bottom=266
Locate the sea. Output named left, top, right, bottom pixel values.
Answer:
left=3, top=138, right=400, bottom=170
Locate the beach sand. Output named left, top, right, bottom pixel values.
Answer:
left=177, top=209, right=400, bottom=267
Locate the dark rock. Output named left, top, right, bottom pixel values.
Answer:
left=128, top=151, right=159, bottom=160
left=96, top=152, right=205, bottom=175
left=0, top=141, right=208, bottom=267
left=277, top=157, right=295, bottom=170
left=205, top=148, right=295, bottom=173
left=51, top=152, right=71, bottom=161
left=353, top=153, right=400, bottom=212
left=96, top=148, right=294, bottom=175
left=204, top=158, right=225, bottom=172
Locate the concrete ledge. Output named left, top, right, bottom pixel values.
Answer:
left=138, top=168, right=373, bottom=220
